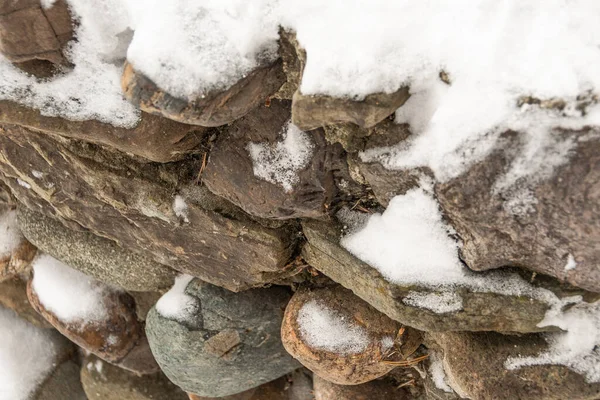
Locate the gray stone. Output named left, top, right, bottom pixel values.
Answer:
left=146, top=279, right=301, bottom=397
left=429, top=331, right=600, bottom=400
left=301, top=219, right=588, bottom=333
left=18, top=207, right=176, bottom=292
left=36, top=360, right=87, bottom=400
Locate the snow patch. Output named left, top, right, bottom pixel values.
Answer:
left=40, top=0, right=57, bottom=9
left=0, top=209, right=23, bottom=258
left=31, top=171, right=44, bottom=179
left=31, top=254, right=111, bottom=323
left=173, top=195, right=189, bottom=223
left=16, top=179, right=31, bottom=189
left=380, top=336, right=395, bottom=353
left=247, top=122, right=313, bottom=192
left=429, top=351, right=453, bottom=393
left=403, top=291, right=463, bottom=314
left=0, top=307, right=59, bottom=400
left=565, top=254, right=577, bottom=271
left=155, top=275, right=199, bottom=323
left=297, top=300, right=370, bottom=355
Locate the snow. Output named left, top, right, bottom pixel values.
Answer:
left=40, top=0, right=57, bottom=9
left=173, top=195, right=189, bottom=223
left=31, top=171, right=44, bottom=179
left=403, top=291, right=463, bottom=314
left=0, top=307, right=59, bottom=400
left=0, top=209, right=22, bottom=258
left=16, top=179, right=31, bottom=189
left=506, top=300, right=600, bottom=383
left=565, top=254, right=577, bottom=271
left=429, top=351, right=453, bottom=393
left=297, top=300, right=370, bottom=355
left=31, top=254, right=111, bottom=323
left=155, top=275, right=199, bottom=323
left=247, top=122, right=313, bottom=192
left=380, top=336, right=395, bottom=353
left=0, top=0, right=139, bottom=127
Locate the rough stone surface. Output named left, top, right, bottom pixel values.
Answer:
left=121, top=60, right=286, bottom=127
left=0, top=101, right=208, bottom=162
left=36, top=360, right=87, bottom=400
left=0, top=207, right=37, bottom=281
left=0, top=0, right=73, bottom=71
left=301, top=219, right=578, bottom=333
left=129, top=290, right=163, bottom=321
left=80, top=354, right=188, bottom=400
left=323, top=119, right=412, bottom=154
left=0, top=277, right=52, bottom=328
left=281, top=285, right=417, bottom=385
left=274, top=30, right=305, bottom=101
left=0, top=126, right=298, bottom=292
left=18, top=207, right=177, bottom=291
left=313, top=375, right=410, bottom=400
left=292, top=88, right=411, bottom=131
left=437, top=130, right=600, bottom=293
left=146, top=279, right=300, bottom=397
left=27, top=278, right=159, bottom=375
left=203, top=100, right=344, bottom=220
left=430, top=331, right=600, bottom=400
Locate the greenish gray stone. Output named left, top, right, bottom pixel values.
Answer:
left=146, top=279, right=300, bottom=397
left=17, top=207, right=176, bottom=291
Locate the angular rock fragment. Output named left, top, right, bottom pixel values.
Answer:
left=292, top=88, right=410, bottom=131
left=0, top=205, right=37, bottom=281
left=430, top=331, right=600, bottom=400
left=146, top=278, right=300, bottom=397
left=0, top=100, right=208, bottom=162
left=437, top=130, right=600, bottom=293
left=281, top=285, right=419, bottom=385
left=121, top=60, right=286, bottom=127
left=313, top=375, right=407, bottom=400
left=27, top=254, right=159, bottom=374
left=80, top=354, right=188, bottom=400
left=0, top=277, right=51, bottom=328
left=18, top=207, right=176, bottom=292
left=203, top=100, right=344, bottom=220
left=0, top=126, right=297, bottom=292
left=301, top=219, right=583, bottom=333
left=0, top=0, right=73, bottom=75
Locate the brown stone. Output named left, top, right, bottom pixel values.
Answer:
left=313, top=375, right=409, bottom=400
left=0, top=100, right=208, bottom=162
left=0, top=0, right=73, bottom=73
left=27, top=277, right=159, bottom=374
left=128, top=291, right=163, bottom=321
left=281, top=285, right=419, bottom=385
left=437, top=129, right=600, bottom=293
left=0, top=277, right=52, bottom=327
left=0, top=205, right=37, bottom=281
left=203, top=99, right=344, bottom=220
left=121, top=60, right=286, bottom=127
left=81, top=354, right=188, bottom=400
left=0, top=126, right=298, bottom=292
left=291, top=87, right=410, bottom=131
left=36, top=360, right=87, bottom=400
left=430, top=331, right=600, bottom=400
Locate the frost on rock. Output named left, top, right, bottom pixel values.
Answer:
left=172, top=195, right=189, bottom=223
left=506, top=300, right=600, bottom=383
left=0, top=0, right=139, bottom=127
left=155, top=274, right=199, bottom=323
left=565, top=254, right=577, bottom=271
left=247, top=122, right=313, bottom=192
left=297, top=300, right=370, bottom=355
left=0, top=307, right=59, bottom=400
left=0, top=209, right=23, bottom=258
left=31, top=254, right=112, bottom=323
left=403, top=291, right=463, bottom=314
left=429, top=351, right=453, bottom=393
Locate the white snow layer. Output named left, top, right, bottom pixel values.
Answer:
left=247, top=122, right=313, bottom=192
left=297, top=300, right=370, bottom=355
left=0, top=307, right=59, bottom=400
left=0, top=209, right=22, bottom=258
left=403, top=291, right=463, bottom=314
left=173, top=195, right=190, bottom=223
left=155, top=275, right=199, bottom=323
left=565, top=254, right=578, bottom=271
left=31, top=254, right=111, bottom=323
left=429, top=351, right=453, bottom=393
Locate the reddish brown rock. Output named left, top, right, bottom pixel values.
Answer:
left=0, top=277, right=51, bottom=327
left=27, top=275, right=159, bottom=374
left=0, top=206, right=37, bottom=281
left=0, top=0, right=73, bottom=75
left=313, top=375, right=410, bottom=400
left=121, top=60, right=286, bottom=127
left=437, top=129, right=600, bottom=293
left=281, top=285, right=421, bottom=385
left=203, top=99, right=344, bottom=220
left=0, top=100, right=208, bottom=162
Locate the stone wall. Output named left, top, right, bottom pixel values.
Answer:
left=1, top=2, right=599, bottom=400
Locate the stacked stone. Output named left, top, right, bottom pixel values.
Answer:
left=1, top=3, right=599, bottom=399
